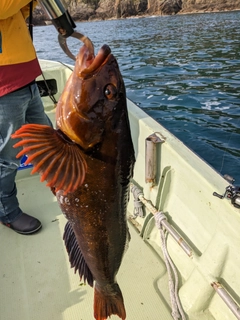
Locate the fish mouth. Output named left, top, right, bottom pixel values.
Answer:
left=56, top=41, right=113, bottom=150
left=76, top=43, right=112, bottom=77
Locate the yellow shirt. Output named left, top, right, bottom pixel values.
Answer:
left=0, top=0, right=38, bottom=66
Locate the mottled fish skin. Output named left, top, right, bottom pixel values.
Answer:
left=58, top=49, right=135, bottom=320
left=12, top=41, right=135, bottom=320
left=60, top=123, right=133, bottom=319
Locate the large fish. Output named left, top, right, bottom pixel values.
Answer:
left=12, top=38, right=135, bottom=320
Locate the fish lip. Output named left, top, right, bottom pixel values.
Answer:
left=77, top=44, right=111, bottom=77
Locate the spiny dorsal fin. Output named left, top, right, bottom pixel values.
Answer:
left=12, top=124, right=87, bottom=194
left=63, top=221, right=94, bottom=287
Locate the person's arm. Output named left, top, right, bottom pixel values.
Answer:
left=0, top=0, right=37, bottom=19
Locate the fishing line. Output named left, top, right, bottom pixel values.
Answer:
left=28, top=1, right=33, bottom=40
left=27, top=1, right=58, bottom=105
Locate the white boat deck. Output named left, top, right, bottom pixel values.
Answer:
left=0, top=169, right=172, bottom=320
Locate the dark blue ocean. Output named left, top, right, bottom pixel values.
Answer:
left=34, top=11, right=240, bottom=184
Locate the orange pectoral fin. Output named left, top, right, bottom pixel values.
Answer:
left=12, top=124, right=87, bottom=194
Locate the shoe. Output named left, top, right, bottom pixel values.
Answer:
left=2, top=213, right=42, bottom=235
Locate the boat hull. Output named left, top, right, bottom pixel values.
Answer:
left=1, top=59, right=239, bottom=320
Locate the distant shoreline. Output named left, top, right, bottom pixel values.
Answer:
left=179, top=8, right=240, bottom=15
left=35, top=8, right=240, bottom=27
left=78, top=8, right=240, bottom=21
left=74, top=8, right=240, bottom=24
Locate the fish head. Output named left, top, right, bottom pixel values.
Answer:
left=56, top=43, right=126, bottom=150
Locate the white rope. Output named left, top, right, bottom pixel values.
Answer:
left=155, top=211, right=186, bottom=320
left=130, top=183, right=186, bottom=319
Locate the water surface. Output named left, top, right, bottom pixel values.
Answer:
left=34, top=11, right=240, bottom=184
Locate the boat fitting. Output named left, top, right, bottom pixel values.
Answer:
left=145, top=133, right=165, bottom=186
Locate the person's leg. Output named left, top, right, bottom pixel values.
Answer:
left=26, top=83, right=52, bottom=126
left=0, top=88, right=27, bottom=224
left=0, top=84, right=52, bottom=233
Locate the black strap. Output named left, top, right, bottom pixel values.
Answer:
left=29, top=1, right=33, bottom=40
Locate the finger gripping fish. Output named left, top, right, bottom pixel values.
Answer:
left=12, top=38, right=135, bottom=320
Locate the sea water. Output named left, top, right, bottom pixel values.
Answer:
left=34, top=10, right=240, bottom=184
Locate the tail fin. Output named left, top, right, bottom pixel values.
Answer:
left=94, top=283, right=126, bottom=320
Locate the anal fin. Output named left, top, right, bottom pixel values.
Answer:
left=63, top=221, right=94, bottom=287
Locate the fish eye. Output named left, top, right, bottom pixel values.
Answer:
left=104, top=84, right=117, bottom=100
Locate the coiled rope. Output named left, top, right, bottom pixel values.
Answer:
left=155, top=211, right=186, bottom=320
left=131, top=184, right=186, bottom=320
